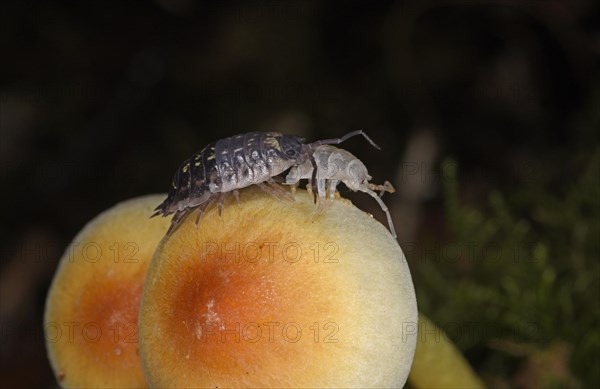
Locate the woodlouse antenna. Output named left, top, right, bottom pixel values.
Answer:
left=310, top=130, right=381, bottom=150
left=368, top=180, right=396, bottom=198
left=360, top=187, right=397, bottom=239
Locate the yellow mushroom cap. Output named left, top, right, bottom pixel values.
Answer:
left=139, top=188, right=418, bottom=388
left=44, top=195, right=170, bottom=388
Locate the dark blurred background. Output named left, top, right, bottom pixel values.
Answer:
left=0, top=0, right=598, bottom=388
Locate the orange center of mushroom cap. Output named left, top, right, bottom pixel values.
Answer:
left=74, top=276, right=143, bottom=364
left=44, top=194, right=171, bottom=388
left=140, top=188, right=418, bottom=388
left=46, top=271, right=146, bottom=385
left=46, top=267, right=150, bottom=387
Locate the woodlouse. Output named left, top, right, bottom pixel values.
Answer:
left=285, top=144, right=397, bottom=238
left=153, top=130, right=379, bottom=234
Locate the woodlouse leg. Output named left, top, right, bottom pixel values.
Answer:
left=305, top=180, right=314, bottom=197
left=266, top=179, right=295, bottom=201
left=327, top=179, right=339, bottom=200
left=256, top=180, right=293, bottom=202
left=256, top=182, right=278, bottom=199
left=304, top=181, right=326, bottom=215
left=233, top=189, right=241, bottom=207
left=166, top=208, right=192, bottom=236
left=194, top=197, right=216, bottom=226
left=217, top=192, right=228, bottom=218
left=283, top=169, right=299, bottom=198
left=317, top=178, right=327, bottom=199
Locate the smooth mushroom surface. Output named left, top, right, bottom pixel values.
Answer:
left=408, top=314, right=486, bottom=389
left=139, top=188, right=418, bottom=388
left=44, top=195, right=170, bottom=388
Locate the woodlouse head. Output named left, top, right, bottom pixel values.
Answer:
left=277, top=134, right=307, bottom=161
left=344, top=159, right=371, bottom=191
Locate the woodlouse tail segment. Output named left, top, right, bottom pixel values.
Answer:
left=150, top=204, right=167, bottom=218
left=309, top=130, right=382, bottom=151
left=151, top=195, right=175, bottom=218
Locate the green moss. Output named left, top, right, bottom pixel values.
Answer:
left=411, top=150, right=599, bottom=388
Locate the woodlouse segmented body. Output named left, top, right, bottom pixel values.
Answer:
left=153, top=130, right=379, bottom=234
left=285, top=145, right=397, bottom=238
